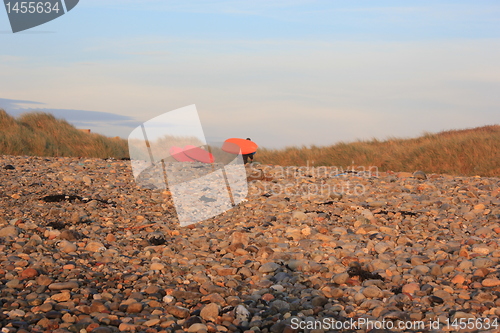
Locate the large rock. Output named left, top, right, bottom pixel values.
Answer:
left=0, top=225, right=18, bottom=238
left=48, top=281, right=79, bottom=290
left=200, top=303, right=220, bottom=322
left=85, top=241, right=105, bottom=252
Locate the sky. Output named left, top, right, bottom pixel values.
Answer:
left=1, top=0, right=500, bottom=148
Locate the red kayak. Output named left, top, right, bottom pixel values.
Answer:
left=169, top=146, right=195, bottom=162
left=183, top=145, right=214, bottom=163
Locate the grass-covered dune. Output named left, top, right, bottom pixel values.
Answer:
left=0, top=109, right=129, bottom=159
left=257, top=125, right=500, bottom=177
left=1, top=109, right=498, bottom=176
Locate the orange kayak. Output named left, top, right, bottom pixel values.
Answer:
left=222, top=138, right=258, bottom=155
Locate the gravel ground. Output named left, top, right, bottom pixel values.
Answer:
left=0, top=155, right=499, bottom=333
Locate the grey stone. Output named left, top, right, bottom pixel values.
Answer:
left=413, top=171, right=427, bottom=180
left=259, top=262, right=280, bottom=273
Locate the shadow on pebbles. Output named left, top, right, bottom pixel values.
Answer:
left=0, top=156, right=499, bottom=332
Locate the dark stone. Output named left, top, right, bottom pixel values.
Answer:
left=413, top=170, right=427, bottom=180
left=183, top=316, right=203, bottom=328
left=91, top=328, right=113, bottom=333
left=45, top=310, right=63, bottom=319
left=11, top=321, right=28, bottom=328
left=270, top=321, right=287, bottom=333
left=149, top=235, right=167, bottom=245
left=429, top=296, right=444, bottom=304
left=47, top=221, right=65, bottom=230
left=311, top=296, right=328, bottom=307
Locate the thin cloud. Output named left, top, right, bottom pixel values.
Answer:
left=0, top=98, right=140, bottom=136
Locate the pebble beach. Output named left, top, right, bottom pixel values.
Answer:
left=1, top=155, right=500, bottom=333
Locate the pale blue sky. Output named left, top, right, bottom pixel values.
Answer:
left=1, top=1, right=499, bottom=147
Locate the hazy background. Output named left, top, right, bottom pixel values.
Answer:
left=1, top=0, right=499, bottom=148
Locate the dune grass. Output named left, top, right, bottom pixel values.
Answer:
left=256, top=125, right=500, bottom=177
left=1, top=109, right=499, bottom=176
left=0, top=109, right=129, bottom=159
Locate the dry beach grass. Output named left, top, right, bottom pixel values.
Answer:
left=1, top=110, right=499, bottom=177
left=0, top=110, right=128, bottom=159
left=257, top=125, right=500, bottom=177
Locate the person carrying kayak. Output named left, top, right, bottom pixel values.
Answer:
left=222, top=137, right=258, bottom=164
left=242, top=138, right=256, bottom=164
